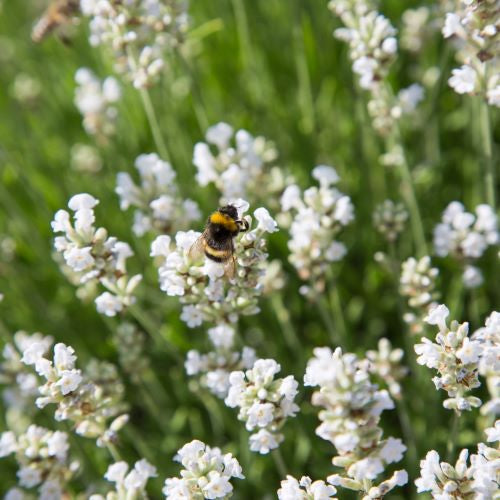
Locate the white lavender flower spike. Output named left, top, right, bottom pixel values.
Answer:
left=74, top=68, right=120, bottom=141
left=81, top=0, right=189, bottom=88
left=225, top=358, right=299, bottom=454
left=163, top=440, right=244, bottom=499
left=116, top=153, right=200, bottom=236
left=280, top=165, right=353, bottom=297
left=193, top=122, right=291, bottom=208
left=305, top=347, right=407, bottom=497
left=416, top=304, right=482, bottom=412
left=0, top=425, right=79, bottom=499
left=20, top=342, right=128, bottom=446
left=277, top=475, right=337, bottom=499
left=52, top=193, right=142, bottom=316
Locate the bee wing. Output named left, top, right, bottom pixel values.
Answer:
left=223, top=255, right=236, bottom=280
left=188, top=232, right=206, bottom=262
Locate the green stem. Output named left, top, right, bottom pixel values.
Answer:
left=139, top=87, right=170, bottom=162
left=271, top=294, right=302, bottom=353
left=329, top=284, right=348, bottom=350
left=317, top=296, right=342, bottom=348
left=479, top=98, right=495, bottom=209
left=396, top=398, right=418, bottom=475
left=105, top=442, right=122, bottom=462
left=272, top=448, right=287, bottom=477
left=446, top=412, right=460, bottom=462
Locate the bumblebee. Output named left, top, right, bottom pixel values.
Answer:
left=31, top=0, right=80, bottom=43
left=189, top=205, right=249, bottom=277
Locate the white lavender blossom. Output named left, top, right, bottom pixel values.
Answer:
left=415, top=304, right=482, bottom=412
left=151, top=203, right=278, bottom=328
left=373, top=200, right=408, bottom=243
left=74, top=68, right=120, bottom=141
left=52, top=193, right=142, bottom=316
left=400, top=256, right=440, bottom=335
left=365, top=338, right=408, bottom=400
left=280, top=165, right=353, bottom=296
left=0, top=331, right=53, bottom=415
left=81, top=0, right=189, bottom=88
left=433, top=201, right=498, bottom=288
left=277, top=475, right=337, bottom=500
left=0, top=425, right=78, bottom=499
left=416, top=422, right=500, bottom=498
left=329, top=1, right=424, bottom=136
left=116, top=153, right=200, bottom=236
left=90, top=459, right=157, bottom=500
left=305, top=347, right=407, bottom=497
left=70, top=143, right=103, bottom=173
left=473, top=311, right=500, bottom=416
left=21, top=342, right=128, bottom=446
left=441, top=1, right=500, bottom=106
left=185, top=324, right=256, bottom=399
left=163, top=440, right=244, bottom=498
left=114, top=322, right=150, bottom=384
left=193, top=122, right=290, bottom=208
left=225, top=358, right=299, bottom=454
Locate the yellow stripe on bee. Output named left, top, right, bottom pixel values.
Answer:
left=210, top=212, right=238, bottom=231
left=205, top=246, right=231, bottom=258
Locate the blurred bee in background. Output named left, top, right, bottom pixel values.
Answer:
left=31, top=0, right=80, bottom=43
left=189, top=205, right=249, bottom=278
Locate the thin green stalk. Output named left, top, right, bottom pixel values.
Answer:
left=106, top=442, right=122, bottom=462
left=178, top=53, right=210, bottom=133
left=479, top=98, right=495, bottom=209
left=317, top=295, right=342, bottom=348
left=446, top=412, right=460, bottom=462
left=272, top=448, right=287, bottom=477
left=396, top=398, right=418, bottom=475
left=271, top=294, right=302, bottom=353
left=329, top=284, right=348, bottom=349
left=392, top=140, right=427, bottom=257
left=138, top=87, right=170, bottom=162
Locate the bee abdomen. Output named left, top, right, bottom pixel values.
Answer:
left=32, top=16, right=57, bottom=42
left=204, top=247, right=231, bottom=262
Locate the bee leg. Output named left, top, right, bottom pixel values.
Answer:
left=238, top=219, right=249, bottom=232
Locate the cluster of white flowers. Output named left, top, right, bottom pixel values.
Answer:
left=373, top=199, right=408, bottom=243
left=442, top=0, right=500, bottom=106
left=277, top=475, right=337, bottom=500
left=400, top=256, right=440, bottom=335
left=328, top=0, right=424, bottom=136
left=163, top=439, right=244, bottom=498
left=90, top=459, right=157, bottom=500
left=0, top=331, right=53, bottom=415
left=415, top=304, right=482, bottom=412
left=280, top=165, right=354, bottom=297
left=114, top=322, right=150, bottom=384
left=416, top=421, right=500, bottom=498
left=70, top=143, right=103, bottom=173
left=116, top=152, right=200, bottom=237
left=433, top=201, right=498, bottom=288
left=185, top=323, right=256, bottom=399
left=225, top=358, right=299, bottom=454
left=74, top=68, right=121, bottom=141
left=81, top=0, right=189, bottom=88
left=0, top=425, right=79, bottom=500
left=193, top=122, right=290, bottom=208
left=400, top=6, right=438, bottom=53
left=473, top=311, right=500, bottom=416
left=52, top=193, right=142, bottom=316
left=365, top=338, right=408, bottom=400
left=304, top=347, right=408, bottom=497
left=21, top=342, right=128, bottom=446
left=151, top=202, right=278, bottom=328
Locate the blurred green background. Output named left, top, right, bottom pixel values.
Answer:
left=0, top=0, right=498, bottom=498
